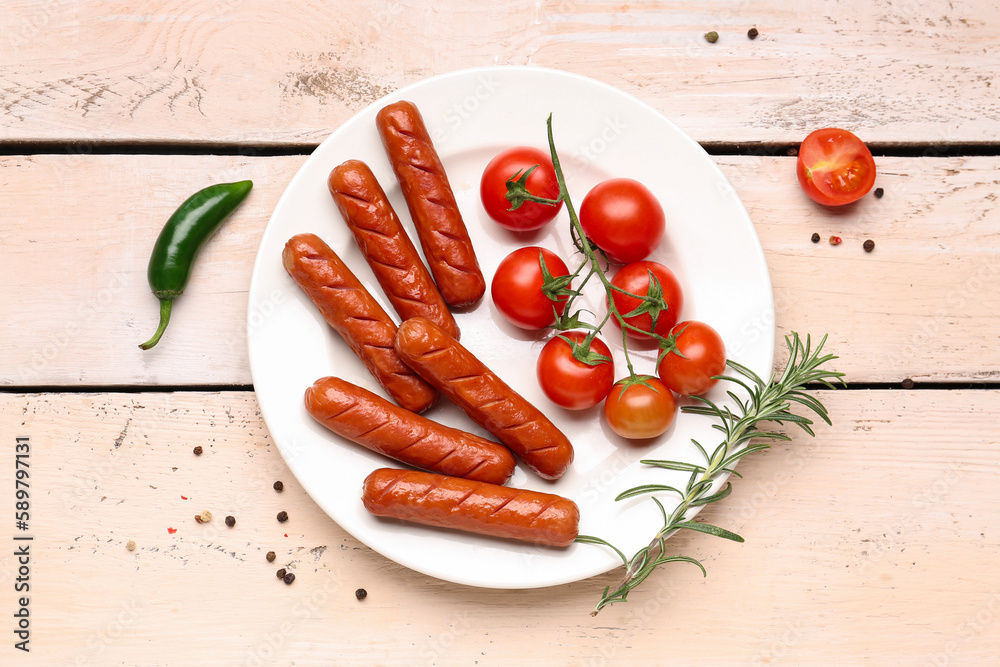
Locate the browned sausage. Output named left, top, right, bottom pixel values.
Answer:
left=328, top=159, right=461, bottom=340
left=393, top=317, right=574, bottom=480
left=376, top=101, right=486, bottom=308
left=282, top=233, right=437, bottom=414
left=362, top=468, right=579, bottom=547
left=305, top=376, right=514, bottom=485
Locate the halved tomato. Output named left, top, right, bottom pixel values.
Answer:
left=796, top=128, right=876, bottom=206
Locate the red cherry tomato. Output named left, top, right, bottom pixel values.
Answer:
left=657, top=321, right=726, bottom=396
left=603, top=376, right=677, bottom=440
left=480, top=147, right=562, bottom=231
left=491, top=247, right=570, bottom=330
left=579, top=178, right=665, bottom=264
left=608, top=261, right=684, bottom=341
left=796, top=128, right=876, bottom=206
left=536, top=332, right=615, bottom=410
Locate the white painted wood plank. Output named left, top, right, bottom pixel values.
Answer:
left=3, top=153, right=997, bottom=386
left=1, top=389, right=997, bottom=664
left=1, top=0, right=998, bottom=145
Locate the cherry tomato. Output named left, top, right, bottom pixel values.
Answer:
left=480, top=147, right=562, bottom=231
left=603, top=376, right=677, bottom=440
left=657, top=321, right=726, bottom=396
left=491, top=247, right=570, bottom=330
left=579, top=178, right=665, bottom=264
left=796, top=128, right=876, bottom=206
left=608, top=261, right=684, bottom=341
left=536, top=332, right=615, bottom=410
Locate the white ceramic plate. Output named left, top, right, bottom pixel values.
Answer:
left=248, top=66, right=774, bottom=589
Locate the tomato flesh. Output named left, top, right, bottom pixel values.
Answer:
left=796, top=128, right=876, bottom=206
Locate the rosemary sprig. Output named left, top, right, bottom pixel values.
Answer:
left=578, top=332, right=845, bottom=615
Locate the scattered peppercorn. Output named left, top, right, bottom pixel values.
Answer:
left=225, top=515, right=236, bottom=527
left=193, top=445, right=203, bottom=456
left=198, top=510, right=212, bottom=523
left=787, top=147, right=798, bottom=156
left=283, top=572, right=296, bottom=585
left=704, top=31, right=719, bottom=43
left=874, top=187, right=884, bottom=198
left=811, top=233, right=821, bottom=243
left=126, top=540, right=136, bottom=551
left=863, top=239, right=875, bottom=253
left=273, top=481, right=284, bottom=492
left=356, top=588, right=368, bottom=600
left=829, top=235, right=842, bottom=245
left=276, top=568, right=287, bottom=579
left=195, top=514, right=203, bottom=523
left=277, top=510, right=288, bottom=523
left=266, top=551, right=276, bottom=563
left=901, top=378, right=915, bottom=389
left=748, top=27, right=759, bottom=39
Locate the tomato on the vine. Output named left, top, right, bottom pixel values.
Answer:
left=796, top=128, right=876, bottom=206
left=536, top=332, right=615, bottom=410
left=579, top=178, right=665, bottom=264
left=480, top=147, right=562, bottom=231
left=603, top=376, right=676, bottom=440
left=657, top=321, right=726, bottom=396
left=608, top=261, right=683, bottom=341
left=491, top=246, right=570, bottom=330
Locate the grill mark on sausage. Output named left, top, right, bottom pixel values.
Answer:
left=333, top=189, right=379, bottom=213
left=355, top=418, right=392, bottom=440
left=372, top=469, right=407, bottom=502
left=475, top=397, right=511, bottom=412
left=452, top=485, right=480, bottom=508
left=488, top=493, right=517, bottom=517
left=427, top=446, right=462, bottom=468
left=521, top=443, right=563, bottom=454
left=415, top=475, right=448, bottom=503
left=528, top=498, right=560, bottom=526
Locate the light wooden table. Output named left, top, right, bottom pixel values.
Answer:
left=3, top=2, right=999, bottom=664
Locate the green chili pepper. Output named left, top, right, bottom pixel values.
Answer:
left=139, top=180, right=253, bottom=350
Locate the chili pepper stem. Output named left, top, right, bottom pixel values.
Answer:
left=139, top=299, right=173, bottom=350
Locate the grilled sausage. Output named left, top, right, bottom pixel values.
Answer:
left=393, top=317, right=574, bottom=480
left=328, top=159, right=461, bottom=339
left=362, top=468, right=579, bottom=547
left=376, top=101, right=486, bottom=308
left=305, top=376, right=514, bottom=485
left=282, top=233, right=437, bottom=414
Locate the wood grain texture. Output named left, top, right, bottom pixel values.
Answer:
left=3, top=153, right=998, bottom=386
left=1, top=389, right=997, bottom=665
left=1, top=0, right=998, bottom=145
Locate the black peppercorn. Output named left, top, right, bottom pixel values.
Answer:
left=283, top=572, right=295, bottom=585
left=276, top=568, right=287, bottom=579
left=225, top=515, right=236, bottom=527
left=863, top=239, right=875, bottom=253
left=266, top=551, right=276, bottom=563
left=193, top=446, right=203, bottom=456
left=901, top=378, right=915, bottom=389
left=748, top=27, right=759, bottom=39
left=356, top=588, right=368, bottom=600
left=276, top=511, right=288, bottom=523
left=811, top=233, right=821, bottom=243
left=273, top=481, right=284, bottom=492
left=874, top=187, right=884, bottom=198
